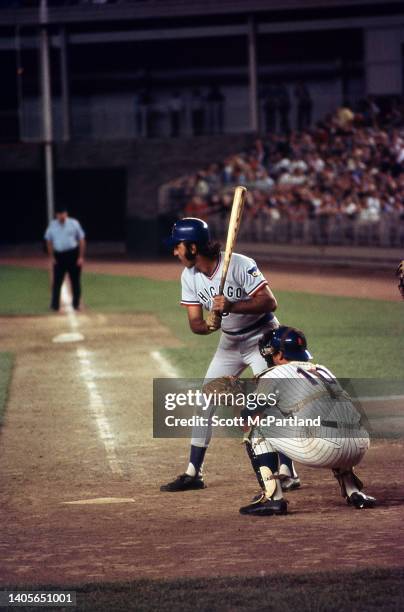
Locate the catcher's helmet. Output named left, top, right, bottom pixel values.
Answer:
left=165, top=217, right=210, bottom=247
left=259, top=326, right=312, bottom=362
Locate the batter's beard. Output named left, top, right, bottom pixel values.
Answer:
left=184, top=244, right=197, bottom=264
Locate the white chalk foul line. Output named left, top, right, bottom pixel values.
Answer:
left=76, top=346, right=124, bottom=477
left=61, top=281, right=78, bottom=324
left=53, top=332, right=84, bottom=343
left=59, top=282, right=124, bottom=477
left=62, top=497, right=135, bottom=506
left=150, top=350, right=180, bottom=378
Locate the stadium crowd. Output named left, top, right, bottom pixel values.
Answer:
left=160, top=98, right=404, bottom=247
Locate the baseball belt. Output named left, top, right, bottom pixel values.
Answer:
left=223, top=313, right=274, bottom=336
left=321, top=420, right=359, bottom=430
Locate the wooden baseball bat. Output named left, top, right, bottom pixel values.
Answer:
left=218, top=185, right=247, bottom=295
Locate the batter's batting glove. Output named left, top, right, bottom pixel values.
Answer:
left=206, top=311, right=222, bottom=332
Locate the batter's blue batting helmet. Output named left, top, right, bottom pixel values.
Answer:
left=165, top=217, right=210, bottom=247
left=259, top=326, right=312, bottom=362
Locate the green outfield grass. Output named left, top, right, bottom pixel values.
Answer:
left=0, top=353, right=13, bottom=425
left=0, top=266, right=50, bottom=315
left=0, top=265, right=403, bottom=379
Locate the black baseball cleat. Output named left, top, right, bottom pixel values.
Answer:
left=347, top=492, right=376, bottom=509
left=160, top=473, right=206, bottom=492
left=281, top=476, right=301, bottom=492
left=240, top=495, right=288, bottom=516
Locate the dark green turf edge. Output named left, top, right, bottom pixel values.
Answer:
left=2, top=567, right=403, bottom=612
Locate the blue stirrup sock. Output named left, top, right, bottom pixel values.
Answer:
left=186, top=445, right=207, bottom=477
left=257, top=452, right=278, bottom=473
left=278, top=452, right=297, bottom=478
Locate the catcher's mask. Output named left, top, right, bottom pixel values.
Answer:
left=164, top=217, right=210, bottom=247
left=259, top=326, right=312, bottom=363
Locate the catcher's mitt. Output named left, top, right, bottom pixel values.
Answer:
left=396, top=260, right=404, bottom=300
left=202, top=376, right=244, bottom=404
left=206, top=311, right=222, bottom=332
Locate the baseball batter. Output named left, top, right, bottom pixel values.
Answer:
left=239, top=325, right=376, bottom=515
left=160, top=217, right=299, bottom=492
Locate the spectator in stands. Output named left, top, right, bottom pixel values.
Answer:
left=161, top=100, right=404, bottom=248
left=184, top=195, right=210, bottom=219
left=335, top=102, right=355, bottom=132
left=367, top=96, right=381, bottom=129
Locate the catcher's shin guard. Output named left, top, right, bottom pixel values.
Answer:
left=244, top=439, right=277, bottom=499
left=333, top=468, right=363, bottom=498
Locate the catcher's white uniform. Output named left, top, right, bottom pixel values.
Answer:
left=181, top=251, right=279, bottom=447
left=251, top=361, right=369, bottom=469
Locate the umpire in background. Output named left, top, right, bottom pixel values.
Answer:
left=44, top=206, right=86, bottom=311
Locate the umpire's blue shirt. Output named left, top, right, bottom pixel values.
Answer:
left=44, top=218, right=85, bottom=252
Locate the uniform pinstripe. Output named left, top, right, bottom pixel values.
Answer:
left=251, top=361, right=370, bottom=470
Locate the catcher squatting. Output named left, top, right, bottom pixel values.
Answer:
left=161, top=217, right=301, bottom=494
left=198, top=326, right=376, bottom=516
left=160, top=217, right=376, bottom=514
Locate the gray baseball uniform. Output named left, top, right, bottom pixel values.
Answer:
left=181, top=251, right=279, bottom=447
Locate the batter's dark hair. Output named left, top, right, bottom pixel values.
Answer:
left=183, top=240, right=221, bottom=261
left=183, top=240, right=221, bottom=262
left=196, top=241, right=221, bottom=259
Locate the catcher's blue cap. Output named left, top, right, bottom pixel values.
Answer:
left=165, top=217, right=210, bottom=247
left=259, top=326, right=313, bottom=362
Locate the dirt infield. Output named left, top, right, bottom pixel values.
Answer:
left=0, top=255, right=403, bottom=602
left=0, top=311, right=403, bottom=589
